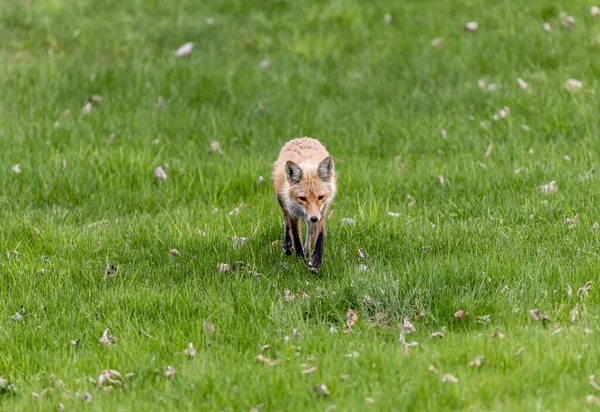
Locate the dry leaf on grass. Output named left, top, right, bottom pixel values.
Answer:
left=341, top=218, right=355, bottom=225
left=81, top=102, right=92, bottom=114
left=565, top=79, right=583, bottom=92
left=517, top=78, right=530, bottom=90
left=484, top=142, right=493, bottom=158
left=344, top=310, right=358, bottom=333
left=203, top=321, right=215, bottom=334
left=255, top=353, right=277, bottom=366
left=98, top=369, right=123, bottom=387
left=543, top=23, right=553, bottom=32
left=70, top=339, right=80, bottom=346
left=430, top=331, right=445, bottom=339
left=384, top=13, right=393, bottom=25
left=175, top=42, right=194, bottom=57
left=539, top=180, right=557, bottom=193
left=571, top=307, right=579, bottom=323
left=400, top=317, right=416, bottom=334
left=154, top=166, right=167, bottom=182
left=387, top=212, right=399, bottom=217
left=165, top=366, right=176, bottom=379
left=259, top=59, right=271, bottom=70
left=469, top=355, right=484, bottom=367
left=441, top=373, right=459, bottom=383
left=455, top=310, right=468, bottom=319
left=589, top=375, right=600, bottom=391
left=587, top=395, right=600, bottom=405
left=564, top=215, right=579, bottom=227
left=578, top=281, right=592, bottom=296
left=12, top=164, right=21, bottom=174
left=428, top=365, right=439, bottom=373
left=184, top=343, right=196, bottom=359
left=592, top=6, right=600, bottom=16
left=431, top=37, right=444, bottom=46
left=169, top=249, right=180, bottom=257
left=529, top=309, right=549, bottom=321
left=217, top=263, right=230, bottom=272
left=344, top=351, right=360, bottom=358
left=105, top=263, right=118, bottom=279
left=464, top=22, right=478, bottom=31
left=99, top=328, right=118, bottom=345
left=492, top=331, right=505, bottom=339
left=82, top=392, right=92, bottom=403
left=514, top=347, right=525, bottom=357
left=312, top=383, right=330, bottom=396
left=302, top=367, right=317, bottom=375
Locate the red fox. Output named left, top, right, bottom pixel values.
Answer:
left=272, top=137, right=337, bottom=273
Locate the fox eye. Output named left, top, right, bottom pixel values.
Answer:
left=298, top=196, right=307, bottom=202
left=318, top=195, right=325, bottom=200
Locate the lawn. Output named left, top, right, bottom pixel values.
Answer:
left=2, top=0, right=600, bottom=410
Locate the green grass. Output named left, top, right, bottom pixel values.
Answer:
left=2, top=0, right=600, bottom=410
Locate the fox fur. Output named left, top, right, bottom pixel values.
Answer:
left=272, top=137, right=336, bottom=273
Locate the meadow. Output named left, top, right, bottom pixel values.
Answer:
left=2, top=0, right=600, bottom=410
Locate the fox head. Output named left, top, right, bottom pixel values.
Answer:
left=284, top=156, right=335, bottom=222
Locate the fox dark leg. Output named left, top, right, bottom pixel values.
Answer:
left=309, top=218, right=326, bottom=273
left=282, top=212, right=293, bottom=255
left=291, top=218, right=304, bottom=259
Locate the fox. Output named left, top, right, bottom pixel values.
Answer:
left=272, top=137, right=337, bottom=273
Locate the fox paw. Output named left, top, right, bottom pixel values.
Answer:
left=283, top=246, right=293, bottom=255
left=308, top=262, right=320, bottom=274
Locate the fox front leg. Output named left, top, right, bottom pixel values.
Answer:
left=308, top=221, right=325, bottom=273
left=291, top=218, right=304, bottom=259
left=282, top=213, right=293, bottom=255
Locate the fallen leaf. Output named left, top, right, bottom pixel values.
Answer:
left=517, top=78, right=530, bottom=90
left=587, top=395, right=600, bottom=405
left=165, top=366, right=176, bottom=379
left=344, top=351, right=360, bottom=358
left=437, top=175, right=445, bottom=185
left=154, top=166, right=167, bottom=182
left=571, top=307, right=579, bottom=323
left=89, top=95, right=102, bottom=105
left=284, top=288, right=294, bottom=301
left=341, top=217, right=355, bottom=225
left=431, top=37, right=444, bottom=47
left=469, top=355, right=484, bottom=367
left=455, top=310, right=468, bottom=319
left=565, top=79, right=583, bottom=92
left=593, top=222, right=599, bottom=230
left=217, top=263, right=230, bottom=272
left=58, top=403, right=65, bottom=411
left=261, top=344, right=270, bottom=351
left=105, top=263, right=118, bottom=279
left=11, top=164, right=21, bottom=174
left=302, top=367, right=317, bottom=375
left=206, top=17, right=216, bottom=25
left=429, top=331, right=444, bottom=339
left=255, top=353, right=277, bottom=366
left=514, top=347, right=525, bottom=357
left=98, top=369, right=123, bottom=387
left=175, top=42, right=194, bottom=57
left=99, top=328, right=117, bottom=345
left=11, top=312, right=23, bottom=321
left=465, top=21, right=479, bottom=31
left=441, top=373, right=459, bottom=383
left=593, top=6, right=600, bottom=16
left=484, top=141, right=493, bottom=158
left=539, top=180, right=557, bottom=193
left=561, top=14, right=575, bottom=28
left=578, top=281, right=592, bottom=296
left=344, top=310, right=358, bottom=333
left=184, top=343, right=196, bottom=359
left=203, top=321, right=215, bottom=334
left=81, top=102, right=92, bottom=114
left=543, top=22, right=553, bottom=32
left=585, top=328, right=593, bottom=335
left=492, top=331, right=505, bottom=339
left=529, top=309, right=549, bottom=321
left=312, top=383, right=330, bottom=396
left=71, top=339, right=80, bottom=346
left=259, top=59, right=271, bottom=70
left=564, top=214, right=579, bottom=227
left=256, top=176, right=265, bottom=184
left=387, top=212, right=399, bottom=217
left=400, top=317, right=416, bottom=334
left=384, top=13, right=393, bottom=25
left=366, top=397, right=375, bottom=404
left=428, top=365, right=439, bottom=373
left=568, top=284, right=573, bottom=297
left=169, top=248, right=180, bottom=257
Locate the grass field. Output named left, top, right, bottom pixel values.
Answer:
left=2, top=0, right=600, bottom=410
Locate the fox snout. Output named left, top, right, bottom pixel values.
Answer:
left=309, top=215, right=319, bottom=223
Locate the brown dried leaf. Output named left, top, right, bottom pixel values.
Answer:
left=169, top=248, right=180, bottom=257
left=105, top=263, right=118, bottom=279
left=203, top=321, right=215, bottom=334
left=441, top=373, right=459, bottom=383
left=346, top=310, right=358, bottom=330
left=484, top=141, right=493, bottom=158
left=154, top=166, right=167, bottom=182
left=255, top=353, right=278, bottom=366
left=301, top=367, right=317, bottom=375
left=165, top=366, right=176, bottom=379
left=400, top=317, right=416, bottom=334
left=454, top=310, right=468, bottom=319
left=429, top=331, right=444, bottom=339
left=529, top=309, right=549, bottom=321
left=312, top=383, right=330, bottom=396
left=469, top=355, right=484, bottom=367
left=184, top=342, right=196, bottom=359
left=492, top=330, right=505, bottom=339
left=175, top=42, right=194, bottom=57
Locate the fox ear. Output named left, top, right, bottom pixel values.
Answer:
left=317, top=156, right=334, bottom=182
left=285, top=161, right=303, bottom=184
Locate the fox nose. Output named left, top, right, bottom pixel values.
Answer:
left=310, top=216, right=319, bottom=223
